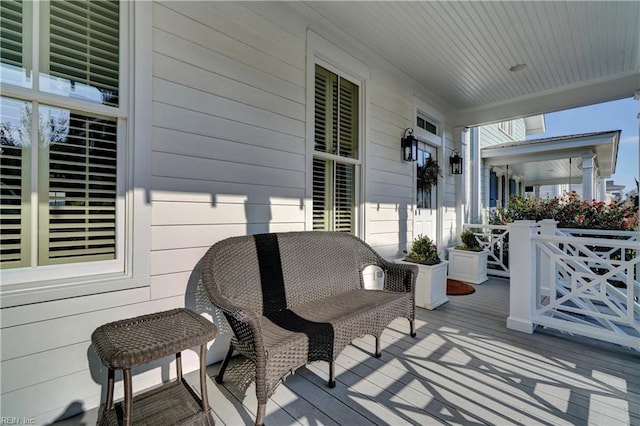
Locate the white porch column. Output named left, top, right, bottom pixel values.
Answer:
left=599, top=179, right=607, bottom=202
left=482, top=165, right=490, bottom=221
left=582, top=154, right=595, bottom=201
left=454, top=126, right=467, bottom=243
left=471, top=128, right=482, bottom=223
left=497, top=172, right=503, bottom=207
left=507, top=220, right=538, bottom=334
left=461, top=127, right=470, bottom=223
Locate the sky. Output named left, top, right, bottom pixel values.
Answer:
left=526, top=97, right=639, bottom=195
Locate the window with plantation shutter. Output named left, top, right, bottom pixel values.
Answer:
left=499, top=120, right=515, bottom=138
left=313, top=64, right=359, bottom=234
left=43, top=0, right=119, bottom=106
left=0, top=0, right=24, bottom=81
left=334, top=163, right=355, bottom=232
left=0, top=0, right=124, bottom=277
left=0, top=98, right=30, bottom=268
left=312, top=158, right=330, bottom=231
left=39, top=107, right=117, bottom=265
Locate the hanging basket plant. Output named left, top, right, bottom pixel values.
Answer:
left=418, top=157, right=441, bottom=189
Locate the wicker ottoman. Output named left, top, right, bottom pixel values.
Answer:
left=91, top=308, right=217, bottom=426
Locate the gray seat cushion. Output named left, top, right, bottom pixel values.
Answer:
left=260, top=289, right=410, bottom=361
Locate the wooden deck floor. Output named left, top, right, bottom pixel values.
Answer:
left=59, top=277, right=639, bottom=425
left=205, top=277, right=639, bottom=426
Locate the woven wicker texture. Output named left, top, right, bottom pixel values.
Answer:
left=289, top=289, right=412, bottom=359
left=98, top=380, right=214, bottom=426
left=200, top=231, right=417, bottom=413
left=91, top=308, right=217, bottom=369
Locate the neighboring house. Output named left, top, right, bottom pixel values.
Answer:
left=0, top=1, right=638, bottom=423
left=468, top=117, right=544, bottom=221
left=470, top=121, right=620, bottom=221
left=604, top=180, right=627, bottom=203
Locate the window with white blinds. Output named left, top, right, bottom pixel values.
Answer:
left=39, top=107, right=117, bottom=265
left=0, top=0, right=123, bottom=273
left=0, top=0, right=24, bottom=76
left=44, top=0, right=120, bottom=106
left=0, top=98, right=30, bottom=268
left=499, top=120, right=515, bottom=138
left=313, top=64, right=359, bottom=234
left=312, top=158, right=330, bottom=230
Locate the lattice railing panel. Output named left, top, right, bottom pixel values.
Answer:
left=464, top=224, right=510, bottom=278
left=532, top=234, right=639, bottom=350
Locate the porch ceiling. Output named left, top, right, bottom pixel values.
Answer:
left=481, top=130, right=621, bottom=186
left=292, top=1, right=640, bottom=126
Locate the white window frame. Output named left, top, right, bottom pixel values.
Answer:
left=499, top=120, right=515, bottom=138
left=305, top=31, right=369, bottom=236
left=0, top=1, right=152, bottom=307
left=413, top=98, right=444, bottom=147
left=416, top=112, right=439, bottom=137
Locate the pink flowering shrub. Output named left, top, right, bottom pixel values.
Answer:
left=489, top=191, right=639, bottom=230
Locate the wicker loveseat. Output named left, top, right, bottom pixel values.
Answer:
left=201, top=231, right=417, bottom=425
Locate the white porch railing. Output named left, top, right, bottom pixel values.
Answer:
left=463, top=223, right=510, bottom=277
left=557, top=227, right=640, bottom=242
left=507, top=220, right=640, bottom=350
left=463, top=223, right=639, bottom=280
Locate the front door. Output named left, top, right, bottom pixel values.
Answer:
left=414, top=143, right=437, bottom=241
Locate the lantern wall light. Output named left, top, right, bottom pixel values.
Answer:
left=401, top=128, right=418, bottom=162
left=449, top=149, right=463, bottom=175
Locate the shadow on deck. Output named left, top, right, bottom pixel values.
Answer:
left=57, top=277, right=639, bottom=425
left=207, top=277, right=639, bottom=425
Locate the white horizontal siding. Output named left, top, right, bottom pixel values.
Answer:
left=153, top=103, right=304, bottom=155
left=1, top=2, right=462, bottom=423
left=153, top=128, right=305, bottom=172
left=152, top=202, right=304, bottom=227
left=152, top=151, right=304, bottom=189
left=153, top=3, right=305, bottom=86
left=153, top=79, right=304, bottom=137
left=1, top=296, right=183, bottom=362
left=513, top=119, right=526, bottom=140
left=152, top=221, right=305, bottom=251
left=152, top=28, right=304, bottom=104
left=365, top=82, right=415, bottom=257
left=151, top=176, right=305, bottom=205
left=479, top=118, right=526, bottom=148
left=3, top=341, right=96, bottom=394
left=442, top=127, right=459, bottom=247
left=0, top=294, right=214, bottom=421
left=150, top=271, right=193, bottom=300
left=0, top=287, right=150, bottom=329
left=153, top=53, right=304, bottom=122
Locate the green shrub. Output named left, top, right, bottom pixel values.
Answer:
left=405, top=235, right=440, bottom=263
left=488, top=191, right=638, bottom=230
left=458, top=229, right=483, bottom=251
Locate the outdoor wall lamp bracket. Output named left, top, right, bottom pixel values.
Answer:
left=402, top=128, right=418, bottom=162
left=450, top=150, right=463, bottom=175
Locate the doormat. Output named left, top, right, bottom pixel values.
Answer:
left=446, top=279, right=475, bottom=296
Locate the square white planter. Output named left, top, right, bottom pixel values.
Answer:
left=447, top=248, right=488, bottom=284
left=395, top=259, right=449, bottom=310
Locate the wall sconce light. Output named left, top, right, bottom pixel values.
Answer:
left=402, top=128, right=418, bottom=162
left=449, top=150, right=463, bottom=175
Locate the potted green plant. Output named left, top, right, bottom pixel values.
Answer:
left=447, top=228, right=489, bottom=284
left=459, top=228, right=484, bottom=251
left=404, top=234, right=441, bottom=265
left=396, top=235, right=449, bottom=310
